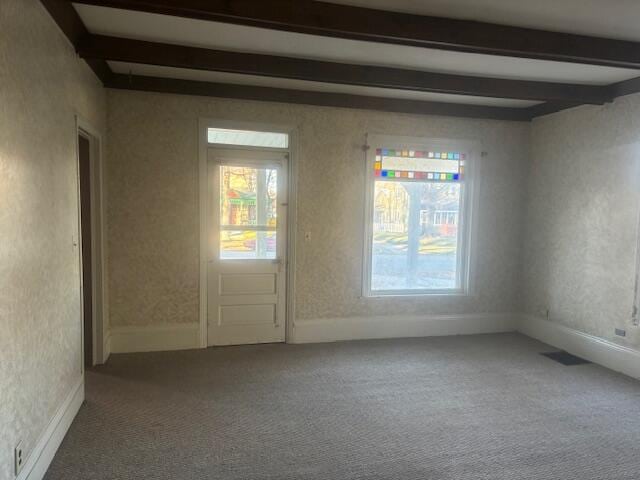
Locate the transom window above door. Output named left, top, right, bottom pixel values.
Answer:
left=208, top=128, right=289, bottom=149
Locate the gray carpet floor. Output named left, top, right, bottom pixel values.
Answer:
left=45, top=333, right=640, bottom=480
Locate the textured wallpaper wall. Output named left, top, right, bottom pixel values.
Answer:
left=3, top=3, right=640, bottom=478
left=106, top=90, right=529, bottom=328
left=523, top=96, right=640, bottom=348
left=0, top=1, right=106, bottom=478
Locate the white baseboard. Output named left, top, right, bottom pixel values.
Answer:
left=518, top=314, right=640, bottom=380
left=290, top=312, right=517, bottom=344
left=18, top=376, right=84, bottom=480
left=110, top=323, right=200, bottom=353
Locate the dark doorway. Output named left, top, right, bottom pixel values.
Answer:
left=79, top=133, right=93, bottom=367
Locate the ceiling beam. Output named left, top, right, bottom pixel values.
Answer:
left=526, top=101, right=582, bottom=119
left=606, top=75, right=640, bottom=99
left=528, top=74, right=640, bottom=119
left=71, top=0, right=640, bottom=69
left=78, top=35, right=609, bottom=105
left=105, top=73, right=532, bottom=121
left=39, top=0, right=112, bottom=83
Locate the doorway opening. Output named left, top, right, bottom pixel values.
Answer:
left=77, top=118, right=107, bottom=366
left=78, top=133, right=93, bottom=367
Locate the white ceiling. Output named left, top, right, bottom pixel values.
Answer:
left=73, top=2, right=640, bottom=110
left=108, top=61, right=539, bottom=107
left=330, top=0, right=640, bottom=42
left=74, top=4, right=638, bottom=85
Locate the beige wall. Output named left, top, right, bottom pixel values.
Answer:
left=106, top=90, right=529, bottom=328
left=523, top=95, right=640, bottom=348
left=0, top=1, right=106, bottom=478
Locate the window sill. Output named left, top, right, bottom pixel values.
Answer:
left=364, top=291, right=472, bottom=298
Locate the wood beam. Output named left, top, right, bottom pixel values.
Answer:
left=71, top=0, right=640, bottom=69
left=606, top=76, right=640, bottom=99
left=105, top=73, right=533, bottom=122
left=528, top=75, right=640, bottom=119
left=78, top=35, right=609, bottom=105
left=39, top=0, right=112, bottom=83
left=526, top=102, right=582, bottom=119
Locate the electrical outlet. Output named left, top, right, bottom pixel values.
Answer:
left=615, top=328, right=627, bottom=337
left=15, top=441, right=24, bottom=476
left=545, top=309, right=550, bottom=321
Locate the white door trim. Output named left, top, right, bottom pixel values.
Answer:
left=75, top=115, right=109, bottom=366
left=198, top=118, right=298, bottom=347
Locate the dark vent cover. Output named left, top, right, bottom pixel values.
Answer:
left=541, top=351, right=591, bottom=366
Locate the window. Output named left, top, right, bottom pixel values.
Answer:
left=208, top=128, right=289, bottom=148
left=364, top=136, right=473, bottom=295
left=219, top=165, right=278, bottom=259
left=207, top=125, right=289, bottom=260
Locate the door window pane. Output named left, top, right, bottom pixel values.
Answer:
left=220, top=166, right=277, bottom=259
left=220, top=230, right=277, bottom=259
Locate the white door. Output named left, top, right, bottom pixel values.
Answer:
left=207, top=147, right=287, bottom=345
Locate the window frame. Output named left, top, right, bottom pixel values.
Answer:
left=362, top=134, right=478, bottom=297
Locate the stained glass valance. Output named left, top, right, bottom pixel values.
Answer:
left=374, top=148, right=465, bottom=181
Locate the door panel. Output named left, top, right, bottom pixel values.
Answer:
left=220, top=273, right=276, bottom=295
left=207, top=147, right=287, bottom=346
left=220, top=304, right=276, bottom=326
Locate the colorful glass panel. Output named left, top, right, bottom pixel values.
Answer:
left=375, top=148, right=464, bottom=182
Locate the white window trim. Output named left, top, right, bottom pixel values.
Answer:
left=632, top=201, right=640, bottom=326
left=362, top=134, right=480, bottom=297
